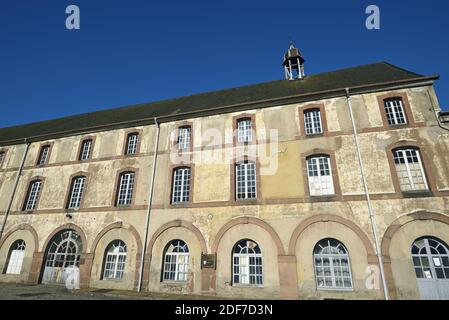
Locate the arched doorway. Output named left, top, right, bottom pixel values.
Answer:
left=412, top=236, right=449, bottom=299
left=42, top=230, right=83, bottom=285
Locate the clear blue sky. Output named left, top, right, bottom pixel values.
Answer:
left=1, top=0, right=448, bottom=129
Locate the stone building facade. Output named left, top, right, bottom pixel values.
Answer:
left=0, top=47, right=449, bottom=300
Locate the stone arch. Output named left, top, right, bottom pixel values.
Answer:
left=288, top=214, right=376, bottom=258
left=381, top=210, right=449, bottom=299
left=211, top=216, right=285, bottom=255
left=91, top=222, right=142, bottom=255
left=147, top=220, right=207, bottom=254
left=0, top=224, right=39, bottom=252
left=41, top=223, right=87, bottom=254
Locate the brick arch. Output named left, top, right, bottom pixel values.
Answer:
left=0, top=223, right=39, bottom=252
left=287, top=214, right=376, bottom=258
left=211, top=216, right=285, bottom=255
left=147, top=220, right=207, bottom=254
left=380, top=210, right=449, bottom=299
left=41, top=223, right=87, bottom=253
left=90, top=222, right=142, bottom=255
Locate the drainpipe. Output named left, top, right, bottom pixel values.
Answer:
left=0, top=139, right=30, bottom=240
left=137, top=118, right=160, bottom=292
left=345, top=88, right=390, bottom=300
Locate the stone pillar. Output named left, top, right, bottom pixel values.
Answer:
left=79, top=253, right=93, bottom=289
left=201, top=268, right=216, bottom=295
left=140, top=253, right=152, bottom=291
left=278, top=255, right=298, bottom=299
left=27, top=251, right=44, bottom=284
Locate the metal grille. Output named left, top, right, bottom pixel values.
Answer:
left=126, top=133, right=138, bottom=155
left=384, top=99, right=407, bottom=125
left=237, top=119, right=252, bottom=143
left=412, top=237, right=449, bottom=280
left=103, top=240, right=127, bottom=279
left=236, top=162, right=256, bottom=200
left=25, top=180, right=42, bottom=211
left=306, top=156, right=335, bottom=196
left=6, top=240, right=26, bottom=275
left=37, top=146, right=50, bottom=165
left=80, top=140, right=92, bottom=160
left=68, top=176, right=86, bottom=209
left=304, top=109, right=323, bottom=135
left=172, top=168, right=191, bottom=203
left=233, top=240, right=263, bottom=285
left=117, top=172, right=135, bottom=205
left=393, top=148, right=428, bottom=191
left=163, top=240, right=189, bottom=282
left=178, top=127, right=191, bottom=150
left=314, top=238, right=353, bottom=290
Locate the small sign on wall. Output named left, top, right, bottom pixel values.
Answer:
left=201, top=253, right=216, bottom=269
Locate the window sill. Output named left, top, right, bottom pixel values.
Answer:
left=232, top=284, right=264, bottom=288
left=304, top=133, right=324, bottom=138
left=309, top=195, right=338, bottom=202
left=161, top=280, right=188, bottom=285
left=402, top=190, right=433, bottom=198
left=316, top=287, right=354, bottom=292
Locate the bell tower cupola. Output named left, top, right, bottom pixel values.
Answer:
left=282, top=42, right=305, bottom=80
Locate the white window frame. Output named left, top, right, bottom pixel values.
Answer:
left=314, top=239, right=353, bottom=291
left=235, top=162, right=257, bottom=200
left=25, top=180, right=42, bottom=211
left=103, top=240, right=127, bottom=280
left=80, top=140, right=92, bottom=160
left=126, top=133, right=138, bottom=155
left=384, top=98, right=407, bottom=126
left=177, top=126, right=191, bottom=150
left=237, top=118, right=253, bottom=143
left=6, top=240, right=26, bottom=275
left=304, top=109, right=323, bottom=135
left=163, top=240, right=189, bottom=282
left=232, top=240, right=263, bottom=286
left=393, top=148, right=428, bottom=191
left=306, top=156, right=335, bottom=196
left=116, top=172, right=135, bottom=206
left=172, top=167, right=191, bottom=204
left=0, top=151, right=5, bottom=167
left=68, top=176, right=86, bottom=209
left=38, top=146, right=50, bottom=165
left=412, top=237, right=449, bottom=280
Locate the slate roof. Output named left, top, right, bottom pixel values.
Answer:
left=0, top=62, right=437, bottom=145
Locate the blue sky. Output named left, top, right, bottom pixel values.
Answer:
left=0, top=0, right=448, bottom=129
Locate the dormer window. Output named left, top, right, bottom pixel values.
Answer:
left=384, top=98, right=407, bottom=126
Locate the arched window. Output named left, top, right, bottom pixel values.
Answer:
left=5, top=240, right=26, bottom=274
left=116, top=171, right=135, bottom=206
left=171, top=167, right=191, bottom=204
left=392, top=147, right=428, bottom=191
left=232, top=239, right=263, bottom=285
left=412, top=237, right=449, bottom=280
left=23, top=179, right=42, bottom=211
left=314, top=238, right=353, bottom=290
left=67, top=176, right=86, bottom=209
left=163, top=240, right=189, bottom=282
left=306, top=155, right=335, bottom=196
left=102, top=240, right=127, bottom=280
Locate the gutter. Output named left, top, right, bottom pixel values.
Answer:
left=0, top=75, right=439, bottom=146
left=137, top=117, right=160, bottom=292
left=345, top=88, right=390, bottom=300
left=0, top=139, right=30, bottom=240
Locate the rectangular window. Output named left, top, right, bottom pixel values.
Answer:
left=307, top=156, right=335, bottom=196
left=393, top=148, right=428, bottom=191
left=79, top=140, right=92, bottom=160
left=172, top=168, right=191, bottom=203
left=233, top=255, right=263, bottom=285
left=236, top=162, right=257, bottom=200
left=237, top=119, right=252, bottom=143
left=6, top=250, right=25, bottom=274
left=384, top=99, right=407, bottom=126
left=37, top=146, right=50, bottom=165
left=125, top=133, right=138, bottom=155
left=117, top=172, right=135, bottom=205
left=163, top=253, right=189, bottom=282
left=177, top=127, right=191, bottom=150
left=68, top=177, right=86, bottom=209
left=25, top=180, right=42, bottom=211
left=304, top=110, right=323, bottom=135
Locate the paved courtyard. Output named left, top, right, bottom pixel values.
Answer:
left=0, top=283, right=214, bottom=300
